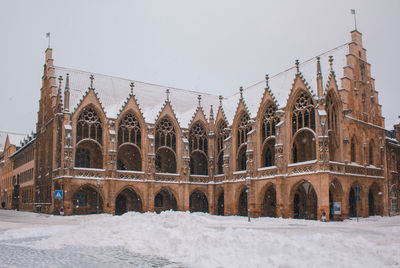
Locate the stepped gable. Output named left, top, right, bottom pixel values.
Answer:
left=222, top=43, right=349, bottom=124
left=53, top=67, right=220, bottom=128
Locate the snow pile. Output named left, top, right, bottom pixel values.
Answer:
left=1, top=211, right=400, bottom=267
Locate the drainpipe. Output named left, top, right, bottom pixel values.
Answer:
left=385, top=139, right=391, bottom=216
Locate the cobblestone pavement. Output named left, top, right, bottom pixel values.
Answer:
left=0, top=237, right=184, bottom=268
left=0, top=210, right=184, bottom=268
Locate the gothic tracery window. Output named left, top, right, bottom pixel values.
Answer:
left=326, top=92, right=339, bottom=161
left=351, top=136, right=357, bottom=163
left=118, top=113, right=141, bottom=147
left=237, top=112, right=252, bottom=148
left=217, top=121, right=228, bottom=174
left=76, top=107, right=102, bottom=144
left=155, top=117, right=177, bottom=173
left=189, top=122, right=208, bottom=175
left=262, top=103, right=279, bottom=167
left=155, top=117, right=176, bottom=152
left=292, top=91, right=315, bottom=135
left=237, top=112, right=252, bottom=171
left=262, top=103, right=279, bottom=141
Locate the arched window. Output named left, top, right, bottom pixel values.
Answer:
left=262, top=103, right=279, bottom=141
left=292, top=91, right=315, bottom=135
left=116, top=113, right=142, bottom=171
left=262, top=103, right=279, bottom=167
left=118, top=113, right=141, bottom=147
left=189, top=122, right=208, bottom=175
left=75, top=148, right=90, bottom=168
left=326, top=92, right=338, bottom=161
left=155, top=117, right=177, bottom=173
left=237, top=112, right=252, bottom=148
left=236, top=112, right=252, bottom=171
left=351, top=136, right=357, bottom=163
left=155, top=117, right=176, bottom=152
left=369, top=140, right=374, bottom=166
left=216, top=121, right=228, bottom=174
left=76, top=107, right=102, bottom=144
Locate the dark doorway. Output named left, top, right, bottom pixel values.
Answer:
left=261, top=185, right=276, bottom=217
left=115, top=194, right=127, bottom=215
left=292, top=182, right=317, bottom=220
left=368, top=189, right=375, bottom=216
left=349, top=187, right=357, bottom=217
left=189, top=190, right=209, bottom=213
left=238, top=189, right=248, bottom=216
left=154, top=189, right=177, bottom=213
left=115, top=188, right=142, bottom=216
left=217, top=192, right=224, bottom=215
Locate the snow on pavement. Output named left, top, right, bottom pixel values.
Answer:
left=0, top=210, right=399, bottom=268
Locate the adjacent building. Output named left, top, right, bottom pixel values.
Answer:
left=0, top=133, right=26, bottom=209
left=9, top=133, right=36, bottom=211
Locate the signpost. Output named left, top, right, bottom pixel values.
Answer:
left=55, top=190, right=64, bottom=216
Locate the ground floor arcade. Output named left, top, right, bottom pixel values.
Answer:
left=51, top=173, right=386, bottom=221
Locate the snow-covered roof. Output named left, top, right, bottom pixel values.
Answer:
left=54, top=67, right=219, bottom=128
left=0, top=131, right=26, bottom=152
left=222, top=43, right=349, bottom=122
left=54, top=43, right=349, bottom=127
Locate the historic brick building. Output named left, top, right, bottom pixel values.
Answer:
left=9, top=134, right=36, bottom=211
left=0, top=133, right=26, bottom=209
left=34, top=30, right=392, bottom=220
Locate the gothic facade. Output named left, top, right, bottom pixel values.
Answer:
left=34, top=30, right=392, bottom=220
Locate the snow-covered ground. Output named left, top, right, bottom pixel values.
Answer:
left=0, top=210, right=399, bottom=268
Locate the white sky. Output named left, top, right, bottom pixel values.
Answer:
left=0, top=0, right=399, bottom=134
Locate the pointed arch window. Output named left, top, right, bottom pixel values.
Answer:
left=76, top=107, right=102, bottom=144
left=351, top=136, right=357, bottom=163
left=189, top=121, right=208, bottom=175
left=237, top=112, right=252, bottom=148
left=326, top=92, right=339, bottom=161
left=292, top=91, right=315, bottom=135
left=118, top=113, right=141, bottom=147
left=217, top=120, right=228, bottom=174
left=189, top=122, right=207, bottom=154
left=155, top=117, right=176, bottom=152
left=369, top=140, right=374, bottom=166
left=262, top=103, right=279, bottom=141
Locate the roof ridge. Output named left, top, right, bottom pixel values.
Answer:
left=226, top=42, right=350, bottom=98
left=54, top=66, right=220, bottom=98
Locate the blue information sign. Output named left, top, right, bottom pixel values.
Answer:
left=55, top=190, right=63, bottom=199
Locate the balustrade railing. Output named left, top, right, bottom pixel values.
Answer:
left=117, top=170, right=145, bottom=180
left=154, top=173, right=181, bottom=182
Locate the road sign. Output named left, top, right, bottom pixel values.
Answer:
left=55, top=190, right=63, bottom=199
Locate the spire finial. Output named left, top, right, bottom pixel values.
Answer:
left=209, top=105, right=214, bottom=121
left=89, top=74, right=94, bottom=89
left=130, top=82, right=135, bottom=95
left=329, top=56, right=334, bottom=72
left=58, top=75, right=63, bottom=89
left=295, top=59, right=300, bottom=74
left=166, top=89, right=170, bottom=102
left=219, top=95, right=223, bottom=107
left=265, top=74, right=269, bottom=88
left=317, top=56, right=322, bottom=77
left=65, top=73, right=70, bottom=90
left=239, top=86, right=243, bottom=100
left=198, top=94, right=202, bottom=108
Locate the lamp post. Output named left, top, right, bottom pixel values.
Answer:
left=96, top=180, right=100, bottom=214
left=246, top=174, right=250, bottom=222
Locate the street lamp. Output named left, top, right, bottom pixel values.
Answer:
left=96, top=180, right=100, bottom=214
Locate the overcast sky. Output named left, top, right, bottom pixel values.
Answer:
left=0, top=0, right=399, bottom=134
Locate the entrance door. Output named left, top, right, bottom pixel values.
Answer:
left=115, top=194, right=127, bottom=215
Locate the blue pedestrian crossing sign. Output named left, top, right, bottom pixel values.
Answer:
left=55, top=190, right=63, bottom=199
